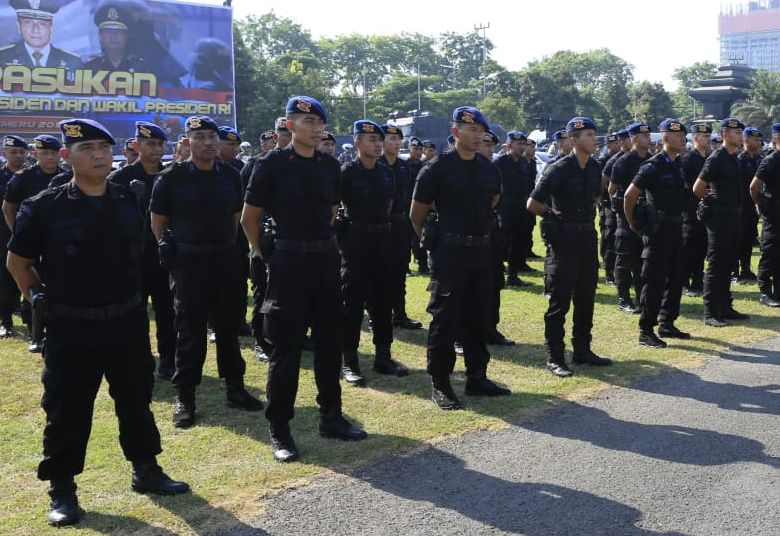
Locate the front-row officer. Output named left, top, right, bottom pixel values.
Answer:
left=527, top=117, right=613, bottom=377
left=750, top=122, right=780, bottom=308
left=623, top=119, right=692, bottom=348
left=241, top=96, right=367, bottom=463
left=150, top=115, right=262, bottom=429
left=6, top=119, right=189, bottom=527
left=410, top=106, right=511, bottom=411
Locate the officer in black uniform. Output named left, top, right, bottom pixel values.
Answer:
left=218, top=126, right=253, bottom=336
left=260, top=130, right=276, bottom=154
left=0, top=0, right=82, bottom=71
left=3, top=134, right=63, bottom=351
left=242, top=96, right=366, bottom=463
left=680, top=123, right=711, bottom=296
left=339, top=120, right=409, bottom=387
left=522, top=139, right=540, bottom=259
left=150, top=115, right=262, bottom=428
left=548, top=131, right=572, bottom=164
left=609, top=122, right=652, bottom=313
left=0, top=135, right=28, bottom=337
left=527, top=117, right=613, bottom=377
left=597, top=132, right=620, bottom=284
left=407, top=137, right=429, bottom=274
left=6, top=119, right=188, bottom=527
left=410, top=106, right=511, bottom=410
left=693, top=118, right=750, bottom=326
left=494, top=131, right=533, bottom=286
left=319, top=131, right=337, bottom=156
left=422, top=140, right=437, bottom=163
left=750, top=122, right=780, bottom=307
left=734, top=127, right=764, bottom=282
left=379, top=124, right=423, bottom=330
left=48, top=168, right=74, bottom=188
left=274, top=116, right=292, bottom=149
left=121, top=138, right=138, bottom=168
left=108, top=121, right=176, bottom=379
left=624, top=119, right=692, bottom=347
left=83, top=2, right=149, bottom=73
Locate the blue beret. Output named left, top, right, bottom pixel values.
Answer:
left=322, top=131, right=336, bottom=142
left=691, top=123, right=712, bottom=134
left=409, top=137, right=423, bottom=147
left=506, top=131, right=527, bottom=143
left=606, top=133, right=618, bottom=142
left=218, top=126, right=242, bottom=143
left=617, top=129, right=630, bottom=139
left=447, top=134, right=455, bottom=145
left=381, top=124, right=403, bottom=138
left=627, top=122, right=650, bottom=135
left=59, top=119, right=115, bottom=145
left=452, top=106, right=490, bottom=131
left=123, top=138, right=135, bottom=150
left=285, top=96, right=328, bottom=123
left=274, top=117, right=288, bottom=132
left=719, top=117, right=745, bottom=130
left=10, top=0, right=58, bottom=20
left=3, top=135, right=28, bottom=148
left=353, top=120, right=384, bottom=138
left=553, top=131, right=567, bottom=141
left=566, top=116, right=597, bottom=133
left=422, top=140, right=436, bottom=149
left=259, top=130, right=274, bottom=141
left=772, top=123, right=780, bottom=134
left=743, top=127, right=762, bottom=138
left=33, top=134, right=61, bottom=151
left=658, top=118, right=687, bottom=134
left=184, top=115, right=218, bottom=133
left=485, top=131, right=499, bottom=145
left=135, top=121, right=167, bottom=141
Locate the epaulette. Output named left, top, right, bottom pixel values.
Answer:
left=0, top=43, right=15, bottom=52
left=58, top=48, right=81, bottom=59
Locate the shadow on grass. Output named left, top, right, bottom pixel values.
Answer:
left=148, top=492, right=268, bottom=536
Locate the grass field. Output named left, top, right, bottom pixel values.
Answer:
left=1, top=244, right=778, bottom=535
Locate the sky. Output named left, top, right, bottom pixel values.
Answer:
left=189, top=0, right=724, bottom=90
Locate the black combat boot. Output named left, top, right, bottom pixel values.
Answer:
left=172, top=385, right=196, bottom=428
left=658, top=323, right=691, bottom=339
left=318, top=410, right=368, bottom=441
left=131, top=458, right=190, bottom=495
left=546, top=344, right=574, bottom=377
left=373, top=346, right=409, bottom=377
left=639, top=329, right=667, bottom=348
left=226, top=380, right=264, bottom=411
left=572, top=342, right=613, bottom=365
left=464, top=367, right=511, bottom=397
left=431, top=375, right=461, bottom=409
left=342, top=352, right=367, bottom=387
left=269, top=421, right=299, bottom=463
left=392, top=296, right=423, bottom=329
left=47, top=478, right=83, bottom=527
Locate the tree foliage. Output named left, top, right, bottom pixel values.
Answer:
left=732, top=69, right=780, bottom=134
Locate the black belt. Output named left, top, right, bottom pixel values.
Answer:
left=178, top=240, right=234, bottom=254
left=561, top=222, right=595, bottom=231
left=50, top=293, right=142, bottom=321
left=441, top=232, right=491, bottom=246
left=275, top=236, right=337, bottom=252
left=348, top=221, right=391, bottom=233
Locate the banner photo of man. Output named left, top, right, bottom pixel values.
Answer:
left=0, top=0, right=235, bottom=142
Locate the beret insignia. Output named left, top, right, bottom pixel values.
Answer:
left=63, top=124, right=83, bottom=138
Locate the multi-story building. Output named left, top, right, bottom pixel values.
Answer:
left=719, top=0, right=780, bottom=72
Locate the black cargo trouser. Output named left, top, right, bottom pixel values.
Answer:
left=491, top=227, right=506, bottom=328
left=426, top=245, right=492, bottom=380
left=757, top=215, right=779, bottom=296
left=614, top=226, right=642, bottom=301
left=390, top=218, right=413, bottom=318
left=735, top=210, right=758, bottom=275
left=501, top=209, right=529, bottom=272
left=599, top=206, right=616, bottom=278
left=250, top=255, right=269, bottom=350
left=703, top=213, right=741, bottom=317
left=0, top=244, right=20, bottom=327
left=169, top=249, right=246, bottom=386
left=142, top=257, right=175, bottom=366
left=37, top=328, right=161, bottom=480
left=262, top=246, right=342, bottom=423
left=639, top=223, right=684, bottom=331
left=341, top=230, right=393, bottom=354
left=543, top=227, right=598, bottom=350
left=682, top=213, right=707, bottom=290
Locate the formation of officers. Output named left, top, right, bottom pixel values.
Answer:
left=1, top=95, right=779, bottom=526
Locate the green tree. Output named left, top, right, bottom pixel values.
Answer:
left=732, top=69, right=780, bottom=134
left=672, top=61, right=718, bottom=122
left=627, top=81, right=674, bottom=127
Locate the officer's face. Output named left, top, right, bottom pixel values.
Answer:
left=383, top=134, right=402, bottom=157
left=123, top=147, right=139, bottom=164
left=136, top=138, right=165, bottom=164
left=356, top=133, right=384, bottom=159
left=423, top=147, right=436, bottom=160
left=664, top=132, right=687, bottom=155
left=275, top=130, right=292, bottom=149
left=744, top=135, right=762, bottom=152
left=409, top=145, right=423, bottom=160
left=318, top=139, right=336, bottom=156
left=63, top=140, right=113, bottom=180
left=632, top=132, right=651, bottom=151
left=288, top=114, right=325, bottom=150
left=478, top=139, right=494, bottom=159
left=606, top=140, right=619, bottom=153
left=525, top=144, right=536, bottom=158
left=261, top=138, right=276, bottom=152
left=693, top=133, right=711, bottom=150
left=219, top=139, right=241, bottom=161
left=18, top=17, right=52, bottom=50
left=571, top=129, right=597, bottom=155
left=99, top=28, right=128, bottom=56
left=619, top=138, right=632, bottom=152
left=2, top=147, right=28, bottom=170
left=187, top=130, right=219, bottom=161
left=722, top=127, right=742, bottom=147
left=453, top=123, right=485, bottom=154
left=508, top=140, right=525, bottom=158
left=34, top=148, right=59, bottom=173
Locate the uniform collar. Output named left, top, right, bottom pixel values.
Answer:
left=66, top=180, right=121, bottom=200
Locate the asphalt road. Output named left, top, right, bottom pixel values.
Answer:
left=229, top=337, right=780, bottom=536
